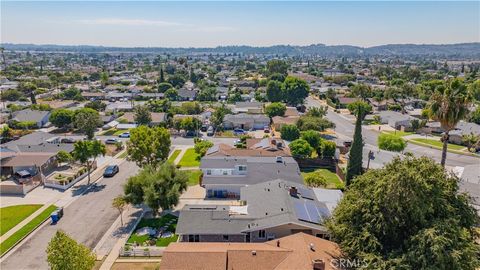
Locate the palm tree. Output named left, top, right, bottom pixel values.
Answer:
left=428, top=79, right=472, bottom=167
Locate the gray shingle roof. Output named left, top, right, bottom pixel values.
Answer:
left=200, top=156, right=302, bottom=186
left=11, top=109, right=50, bottom=123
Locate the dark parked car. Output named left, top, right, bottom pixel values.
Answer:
left=200, top=124, right=208, bottom=132
left=103, top=165, right=119, bottom=177
left=233, top=129, right=247, bottom=136
left=60, top=138, right=75, bottom=144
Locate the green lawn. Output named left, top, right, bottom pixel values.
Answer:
left=168, top=150, right=182, bottom=163
left=0, top=204, right=43, bottom=236
left=177, top=148, right=200, bottom=167
left=118, top=150, right=128, bottom=159
left=127, top=214, right=178, bottom=247
left=100, top=129, right=130, bottom=136
left=0, top=205, right=57, bottom=256
left=411, top=138, right=465, bottom=150
left=301, top=168, right=345, bottom=189
left=184, top=170, right=202, bottom=186
left=383, top=130, right=414, bottom=137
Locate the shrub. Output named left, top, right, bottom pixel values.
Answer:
left=194, top=140, right=214, bottom=157
left=301, top=130, right=324, bottom=151
left=280, top=124, right=300, bottom=141
left=289, top=139, right=313, bottom=158
left=320, top=140, right=337, bottom=158
left=265, top=102, right=287, bottom=118
left=378, top=133, right=407, bottom=152
left=304, top=171, right=327, bottom=188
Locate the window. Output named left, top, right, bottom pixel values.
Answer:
left=206, top=170, right=211, bottom=175
left=223, top=170, right=228, bottom=175
left=258, top=230, right=266, bottom=239
left=223, top=235, right=229, bottom=241
left=238, top=165, right=247, bottom=171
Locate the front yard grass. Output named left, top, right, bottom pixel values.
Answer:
left=411, top=138, right=465, bottom=151
left=301, top=168, right=345, bottom=189
left=100, top=129, right=130, bottom=136
left=177, top=148, right=200, bottom=167
left=0, top=205, right=57, bottom=256
left=168, top=150, right=181, bottom=163
left=0, top=204, right=43, bottom=236
left=383, top=130, right=414, bottom=137
left=127, top=214, right=178, bottom=247
left=184, top=170, right=202, bottom=186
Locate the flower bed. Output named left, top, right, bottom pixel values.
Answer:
left=126, top=214, right=178, bottom=247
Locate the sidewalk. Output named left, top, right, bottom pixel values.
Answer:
left=0, top=150, right=128, bottom=248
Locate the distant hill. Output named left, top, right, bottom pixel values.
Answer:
left=2, top=43, right=479, bottom=58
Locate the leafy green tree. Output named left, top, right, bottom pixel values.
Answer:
left=134, top=105, right=152, bottom=126
left=148, top=99, right=171, bottom=113
left=123, top=163, right=188, bottom=215
left=266, top=59, right=289, bottom=76
left=158, top=82, right=173, bottom=93
left=306, top=106, right=327, bottom=117
left=211, top=104, right=232, bottom=127
left=301, top=130, right=323, bottom=152
left=1, top=125, right=12, bottom=143
left=268, top=72, right=286, bottom=82
left=127, top=126, right=171, bottom=168
left=469, top=79, right=480, bottom=101
left=180, top=101, right=202, bottom=115
left=327, top=156, right=479, bottom=270
left=265, top=102, right=286, bottom=118
left=468, top=106, right=480, bottom=125
left=462, top=133, right=480, bottom=152
left=62, top=87, right=83, bottom=101
left=266, top=80, right=284, bottom=102
left=164, top=88, right=178, bottom=100
left=159, top=67, right=165, bottom=83
left=100, top=72, right=109, bottom=87
left=19, top=82, right=37, bottom=104
left=194, top=140, right=214, bottom=157
left=179, top=117, right=202, bottom=133
left=296, top=116, right=334, bottom=131
left=112, top=196, right=127, bottom=226
left=50, top=109, right=75, bottom=130
left=378, top=133, right=407, bottom=152
left=46, top=230, right=96, bottom=270
left=280, top=124, right=300, bottom=141
left=347, top=101, right=372, bottom=120
left=345, top=105, right=365, bottom=185
left=197, top=87, right=217, bottom=101
left=304, top=171, right=327, bottom=188
left=84, top=100, right=106, bottom=111
left=72, top=140, right=106, bottom=184
left=56, top=150, right=73, bottom=164
left=74, top=108, right=101, bottom=140
left=320, top=140, right=337, bottom=158
left=0, top=89, right=23, bottom=101
left=167, top=74, right=186, bottom=88
left=428, top=79, right=472, bottom=167
left=289, top=139, right=313, bottom=158
left=282, top=76, right=309, bottom=105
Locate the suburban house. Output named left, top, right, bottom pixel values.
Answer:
left=200, top=156, right=302, bottom=198
left=161, top=233, right=342, bottom=270
left=272, top=106, right=301, bottom=130
left=367, top=98, right=394, bottom=111
left=231, top=102, right=264, bottom=114
left=336, top=97, right=360, bottom=108
left=10, top=109, right=51, bottom=128
left=81, top=92, right=106, bottom=100
left=176, top=179, right=340, bottom=243
left=223, top=114, right=270, bottom=130
left=448, top=121, right=480, bottom=146
left=177, top=89, right=198, bottom=101
left=206, top=138, right=291, bottom=157
left=378, top=111, right=416, bottom=131
left=118, top=112, right=167, bottom=126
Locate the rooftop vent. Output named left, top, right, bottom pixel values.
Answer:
left=289, top=186, right=298, bottom=197
left=309, top=243, right=315, bottom=251
left=251, top=250, right=256, bottom=256
left=276, top=156, right=283, bottom=163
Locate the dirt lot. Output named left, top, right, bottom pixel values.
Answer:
left=111, top=261, right=161, bottom=270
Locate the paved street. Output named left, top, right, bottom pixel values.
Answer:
left=305, top=96, right=479, bottom=167
left=0, top=161, right=139, bottom=270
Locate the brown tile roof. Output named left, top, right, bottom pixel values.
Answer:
left=1, top=152, right=56, bottom=167
left=272, top=116, right=300, bottom=125
left=207, top=138, right=290, bottom=157
left=161, top=233, right=342, bottom=270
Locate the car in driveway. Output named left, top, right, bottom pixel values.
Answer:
left=103, top=165, right=119, bottom=177
left=233, top=129, right=247, bottom=136
left=60, top=138, right=76, bottom=144
left=105, top=138, right=121, bottom=144
left=118, top=132, right=130, bottom=138
left=206, top=126, right=215, bottom=136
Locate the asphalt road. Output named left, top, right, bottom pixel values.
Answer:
left=1, top=161, right=139, bottom=270
left=305, top=96, right=479, bottom=168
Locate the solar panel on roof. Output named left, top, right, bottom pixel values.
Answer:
left=298, top=187, right=315, bottom=200
left=305, top=201, right=322, bottom=224
left=294, top=201, right=311, bottom=222
left=317, top=206, right=331, bottom=219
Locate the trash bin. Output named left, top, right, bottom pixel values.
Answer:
left=56, top=207, right=64, bottom=218
left=51, top=212, right=59, bottom=224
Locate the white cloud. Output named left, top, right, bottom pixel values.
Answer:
left=75, top=18, right=184, bottom=27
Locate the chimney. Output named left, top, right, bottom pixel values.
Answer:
left=312, top=259, right=325, bottom=270
left=289, top=186, right=298, bottom=197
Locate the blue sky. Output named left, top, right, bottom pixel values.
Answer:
left=1, top=1, right=479, bottom=47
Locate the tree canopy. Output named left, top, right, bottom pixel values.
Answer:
left=265, top=102, right=286, bottom=118
left=327, top=155, right=479, bottom=270
left=46, top=230, right=96, bottom=270
left=50, top=108, right=75, bottom=130
left=289, top=139, right=313, bottom=158
left=73, top=108, right=101, bottom=139
left=280, top=124, right=300, bottom=141
left=127, top=125, right=171, bottom=168
left=378, top=133, right=407, bottom=152
left=134, top=105, right=152, bottom=126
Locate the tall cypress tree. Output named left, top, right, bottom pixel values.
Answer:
left=345, top=106, right=364, bottom=186
left=159, top=66, right=165, bottom=83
